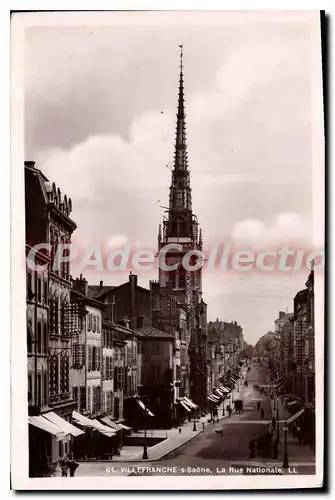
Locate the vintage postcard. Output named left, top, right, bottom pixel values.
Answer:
left=11, top=10, right=325, bottom=490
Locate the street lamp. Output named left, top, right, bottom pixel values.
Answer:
left=276, top=398, right=280, bottom=441
left=282, top=421, right=289, bottom=468
left=142, top=415, right=148, bottom=459
left=193, top=411, right=197, bottom=431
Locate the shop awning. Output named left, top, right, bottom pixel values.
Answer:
left=137, top=399, right=154, bottom=417
left=118, top=422, right=132, bottom=431
left=100, top=417, right=122, bottom=432
left=28, top=415, right=65, bottom=441
left=219, top=386, right=230, bottom=393
left=43, top=411, right=84, bottom=437
left=208, top=394, right=220, bottom=403
left=72, top=411, right=116, bottom=437
left=184, top=397, right=198, bottom=409
left=287, top=409, right=305, bottom=424
left=91, top=419, right=116, bottom=437
left=179, top=400, right=191, bottom=412
left=214, top=389, right=225, bottom=397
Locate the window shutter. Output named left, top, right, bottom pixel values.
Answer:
left=97, top=347, right=101, bottom=371
left=80, top=386, right=86, bottom=410
left=102, top=355, right=105, bottom=380
left=88, top=345, right=92, bottom=371
left=88, top=314, right=92, bottom=331
left=92, top=386, right=96, bottom=413
left=87, top=386, right=91, bottom=413
left=97, top=316, right=100, bottom=333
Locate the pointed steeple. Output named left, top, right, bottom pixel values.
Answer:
left=174, top=44, right=188, bottom=173
left=165, top=45, right=194, bottom=239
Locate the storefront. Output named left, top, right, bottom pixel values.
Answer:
left=28, top=412, right=83, bottom=477
left=72, top=410, right=117, bottom=459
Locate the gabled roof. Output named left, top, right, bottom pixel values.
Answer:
left=136, top=326, right=175, bottom=341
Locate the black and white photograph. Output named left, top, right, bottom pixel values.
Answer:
left=10, top=9, right=324, bottom=490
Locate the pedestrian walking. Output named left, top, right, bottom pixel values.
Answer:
left=60, top=455, right=68, bottom=477
left=273, top=438, right=279, bottom=459
left=260, top=408, right=264, bottom=420
left=227, top=405, right=232, bottom=418
left=67, top=453, right=79, bottom=477
left=249, top=439, right=256, bottom=459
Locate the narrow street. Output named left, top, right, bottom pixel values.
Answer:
left=76, top=363, right=315, bottom=477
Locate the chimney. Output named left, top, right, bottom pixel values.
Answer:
left=124, top=317, right=131, bottom=329
left=129, top=272, right=137, bottom=330
left=137, top=315, right=144, bottom=329
left=73, top=274, right=88, bottom=296
left=25, top=161, right=36, bottom=168
left=100, top=280, right=103, bottom=288
left=279, top=311, right=285, bottom=319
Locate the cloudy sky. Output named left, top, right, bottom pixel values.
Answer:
left=24, top=11, right=323, bottom=345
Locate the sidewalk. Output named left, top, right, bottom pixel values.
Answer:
left=254, top=378, right=315, bottom=464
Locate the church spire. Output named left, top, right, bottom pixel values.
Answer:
left=173, top=44, right=188, bottom=173
left=166, top=45, right=193, bottom=239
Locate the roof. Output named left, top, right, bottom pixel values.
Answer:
left=87, top=285, right=116, bottom=300
left=71, top=289, right=106, bottom=309
left=87, top=281, right=150, bottom=301
left=136, top=326, right=175, bottom=341
left=102, top=320, right=140, bottom=339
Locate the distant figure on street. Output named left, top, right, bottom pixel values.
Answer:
left=249, top=439, right=256, bottom=459
left=227, top=405, right=232, bottom=418
left=260, top=408, right=264, bottom=420
left=273, top=437, right=279, bottom=459
left=67, top=453, right=79, bottom=477
left=257, top=401, right=261, bottom=411
left=60, top=455, right=68, bottom=477
left=271, top=416, right=277, bottom=433
left=179, top=427, right=182, bottom=434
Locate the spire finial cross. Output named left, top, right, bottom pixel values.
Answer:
left=179, top=44, right=183, bottom=71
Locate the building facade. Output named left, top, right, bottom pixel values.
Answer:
left=25, top=160, right=77, bottom=476
left=137, top=326, right=176, bottom=428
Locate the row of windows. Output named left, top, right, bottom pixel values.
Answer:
left=87, top=345, right=101, bottom=372
left=87, top=385, right=101, bottom=414
left=27, top=319, right=48, bottom=355
left=87, top=314, right=101, bottom=333
left=27, top=272, right=48, bottom=305
left=49, top=355, right=70, bottom=398
left=50, top=230, right=71, bottom=280
left=49, top=298, right=70, bottom=336
left=28, top=371, right=48, bottom=407
left=73, top=386, right=120, bottom=419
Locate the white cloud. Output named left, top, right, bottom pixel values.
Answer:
left=27, top=16, right=320, bottom=345
left=232, top=212, right=312, bottom=248
left=106, top=234, right=129, bottom=248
